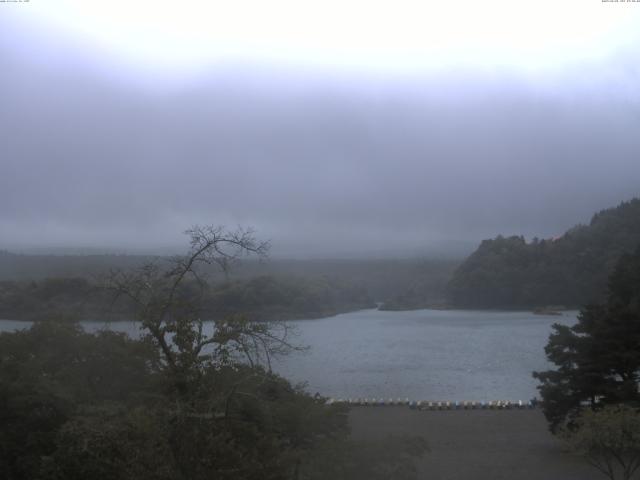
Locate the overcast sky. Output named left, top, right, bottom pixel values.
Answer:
left=1, top=1, right=640, bottom=257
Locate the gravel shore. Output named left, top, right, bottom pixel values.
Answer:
left=349, top=407, right=602, bottom=480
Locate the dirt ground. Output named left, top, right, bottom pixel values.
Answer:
left=349, top=407, right=604, bottom=480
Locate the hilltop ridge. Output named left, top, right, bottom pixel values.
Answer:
left=447, top=198, right=640, bottom=308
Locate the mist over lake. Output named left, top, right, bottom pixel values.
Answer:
left=3, top=3, right=640, bottom=478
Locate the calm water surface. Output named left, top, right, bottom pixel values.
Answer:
left=276, top=309, right=577, bottom=401
left=0, top=308, right=577, bottom=401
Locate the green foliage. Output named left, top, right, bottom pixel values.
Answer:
left=0, top=252, right=460, bottom=317
left=562, top=405, right=640, bottom=480
left=377, top=259, right=458, bottom=310
left=0, top=321, right=156, bottom=480
left=0, top=274, right=373, bottom=322
left=205, top=275, right=374, bottom=321
left=0, top=278, right=111, bottom=321
left=449, top=198, right=640, bottom=308
left=533, top=247, right=640, bottom=432
left=0, top=320, right=426, bottom=480
left=1, top=227, right=426, bottom=480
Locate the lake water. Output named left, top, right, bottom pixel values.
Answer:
left=0, top=308, right=577, bottom=402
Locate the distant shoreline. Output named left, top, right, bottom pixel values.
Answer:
left=0, top=305, right=580, bottom=325
left=378, top=305, right=580, bottom=315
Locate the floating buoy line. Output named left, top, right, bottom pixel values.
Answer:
left=324, top=398, right=537, bottom=410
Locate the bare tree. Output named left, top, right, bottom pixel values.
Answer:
left=102, top=226, right=314, bottom=479
left=105, top=225, right=298, bottom=390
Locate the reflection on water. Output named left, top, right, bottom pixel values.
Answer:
left=0, top=308, right=577, bottom=401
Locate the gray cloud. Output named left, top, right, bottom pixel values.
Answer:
left=1, top=18, right=639, bottom=257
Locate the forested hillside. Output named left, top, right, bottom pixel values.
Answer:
left=377, top=260, right=458, bottom=310
left=0, top=275, right=374, bottom=322
left=0, top=253, right=458, bottom=316
left=448, top=198, right=640, bottom=308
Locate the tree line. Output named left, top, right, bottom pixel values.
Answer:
left=534, top=246, right=640, bottom=480
left=0, top=226, right=426, bottom=480
left=448, top=198, right=640, bottom=308
left=0, top=274, right=374, bottom=322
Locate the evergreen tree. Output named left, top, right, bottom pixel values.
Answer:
left=449, top=198, right=640, bottom=308
left=533, top=246, right=640, bottom=432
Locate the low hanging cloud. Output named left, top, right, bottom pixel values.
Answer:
left=1, top=15, right=639, bottom=257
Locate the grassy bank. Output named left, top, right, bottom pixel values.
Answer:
left=349, top=407, right=600, bottom=480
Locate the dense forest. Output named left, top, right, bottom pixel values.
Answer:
left=0, top=253, right=458, bottom=320
left=533, top=245, right=640, bottom=432
left=448, top=198, right=640, bottom=308
left=0, top=226, right=428, bottom=480
left=377, top=260, right=457, bottom=310
left=0, top=275, right=374, bottom=322
left=0, top=322, right=427, bottom=480
left=0, top=252, right=458, bottom=300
